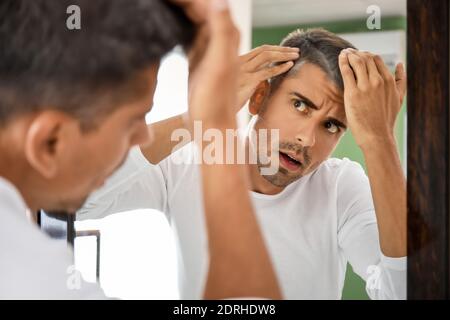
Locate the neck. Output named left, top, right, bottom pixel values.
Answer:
left=0, top=117, right=43, bottom=215
left=0, top=149, right=39, bottom=214
left=245, top=138, right=285, bottom=195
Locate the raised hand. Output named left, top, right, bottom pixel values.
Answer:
left=338, top=49, right=406, bottom=148
left=237, top=45, right=299, bottom=109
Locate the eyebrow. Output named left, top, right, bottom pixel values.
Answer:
left=290, top=91, right=319, bottom=110
left=290, top=91, right=347, bottom=130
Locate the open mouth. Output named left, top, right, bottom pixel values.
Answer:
left=279, top=151, right=302, bottom=171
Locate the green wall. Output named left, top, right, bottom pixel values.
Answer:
left=252, top=16, right=407, bottom=300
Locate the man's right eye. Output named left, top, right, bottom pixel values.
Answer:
left=292, top=99, right=308, bottom=113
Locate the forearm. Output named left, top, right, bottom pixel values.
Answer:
left=201, top=121, right=282, bottom=300
left=361, top=136, right=406, bottom=257
left=140, top=113, right=192, bottom=164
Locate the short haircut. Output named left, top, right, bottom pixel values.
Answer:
left=270, top=28, right=356, bottom=94
left=0, top=0, right=195, bottom=129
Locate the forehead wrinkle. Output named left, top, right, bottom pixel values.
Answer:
left=320, top=87, right=346, bottom=123
left=322, top=80, right=344, bottom=108
left=285, top=63, right=340, bottom=104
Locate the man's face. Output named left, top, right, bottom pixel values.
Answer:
left=252, top=62, right=347, bottom=188
left=36, top=66, right=159, bottom=213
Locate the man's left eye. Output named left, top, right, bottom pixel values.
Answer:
left=325, top=121, right=339, bottom=134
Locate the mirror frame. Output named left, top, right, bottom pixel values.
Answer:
left=407, top=0, right=450, bottom=299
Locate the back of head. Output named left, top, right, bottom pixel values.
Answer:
left=270, top=28, right=356, bottom=94
left=0, top=0, right=195, bottom=129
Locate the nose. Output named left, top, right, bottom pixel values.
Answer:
left=295, top=121, right=316, bottom=147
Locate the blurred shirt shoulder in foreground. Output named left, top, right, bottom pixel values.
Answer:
left=0, top=176, right=106, bottom=300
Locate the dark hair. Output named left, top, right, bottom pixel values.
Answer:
left=0, top=0, right=195, bottom=129
left=270, top=28, right=356, bottom=94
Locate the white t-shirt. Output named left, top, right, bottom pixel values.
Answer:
left=77, top=143, right=406, bottom=300
left=0, top=176, right=106, bottom=299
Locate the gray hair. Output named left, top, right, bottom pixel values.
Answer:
left=270, top=28, right=356, bottom=93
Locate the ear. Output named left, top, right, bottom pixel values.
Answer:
left=249, top=80, right=270, bottom=115
left=24, top=111, right=78, bottom=179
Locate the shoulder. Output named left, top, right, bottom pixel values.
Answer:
left=313, top=157, right=367, bottom=185
left=322, top=159, right=374, bottom=225
left=0, top=216, right=105, bottom=299
left=160, top=142, right=199, bottom=178
left=321, top=157, right=364, bottom=172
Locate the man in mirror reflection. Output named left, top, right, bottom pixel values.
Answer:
left=79, top=27, right=407, bottom=299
